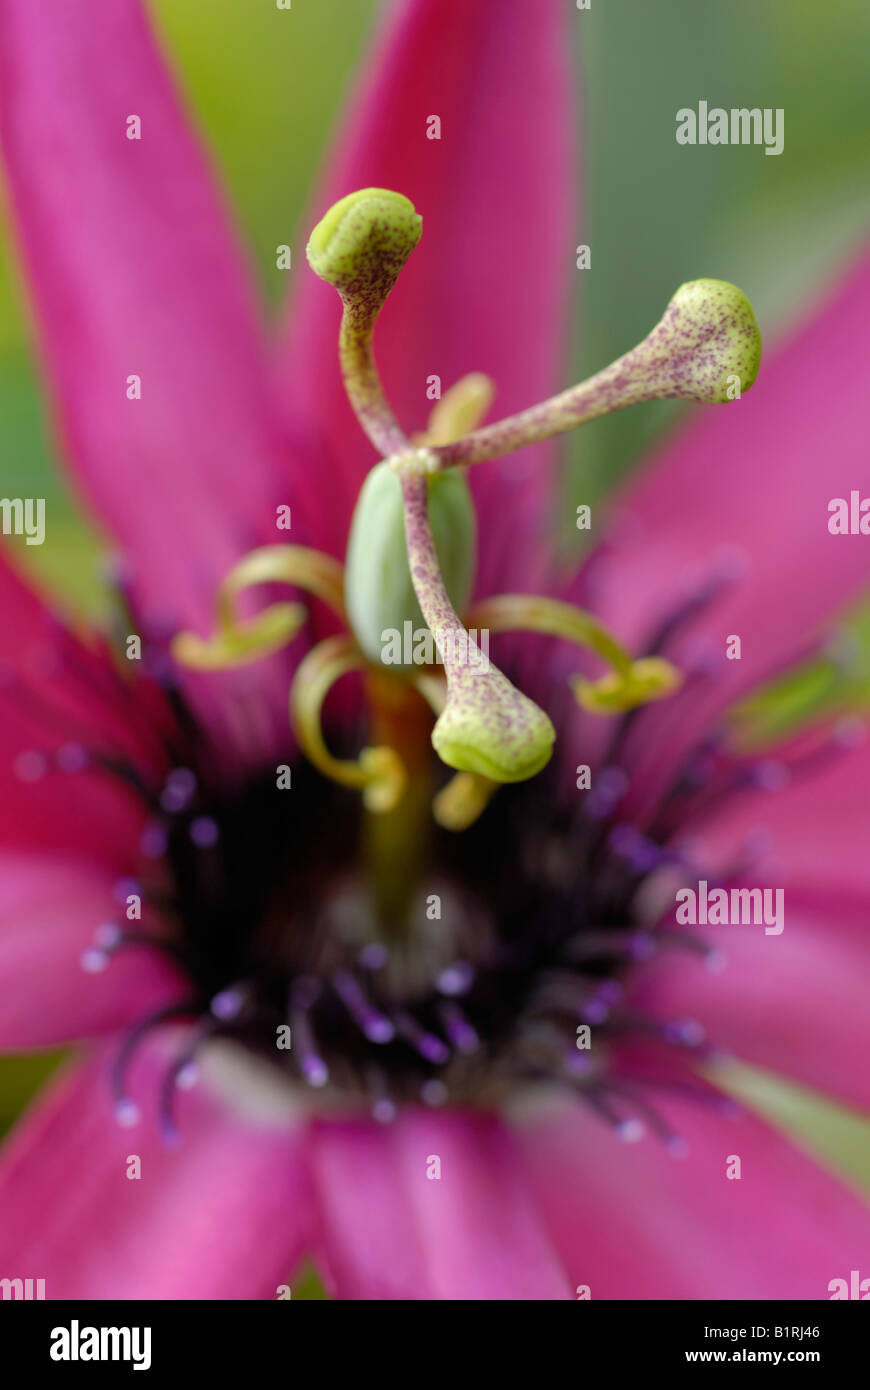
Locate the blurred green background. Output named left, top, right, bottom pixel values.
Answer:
left=1, top=0, right=870, bottom=1291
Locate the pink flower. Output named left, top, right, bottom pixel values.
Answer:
left=0, top=0, right=868, bottom=1301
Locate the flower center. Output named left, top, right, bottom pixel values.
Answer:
left=80, top=586, right=759, bottom=1145
left=85, top=188, right=765, bottom=1139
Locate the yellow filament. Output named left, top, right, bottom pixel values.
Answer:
left=289, top=634, right=405, bottom=813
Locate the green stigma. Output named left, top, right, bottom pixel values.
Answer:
left=652, top=278, right=762, bottom=403
left=306, top=187, right=422, bottom=296
left=430, top=663, right=556, bottom=783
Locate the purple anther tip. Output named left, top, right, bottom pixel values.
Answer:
left=175, top=1062, right=200, bottom=1091
left=303, top=1058, right=329, bottom=1088
left=667, top=1018, right=705, bottom=1047
left=190, top=816, right=220, bottom=848
left=365, top=1017, right=395, bottom=1045
left=211, top=988, right=244, bottom=1021
left=618, top=1118, right=645, bottom=1144
left=94, top=923, right=123, bottom=949
left=80, top=948, right=109, bottom=974
left=166, top=767, right=197, bottom=796
left=114, top=1099, right=141, bottom=1128
left=372, top=1098, right=397, bottom=1124
left=436, top=962, right=474, bottom=996
left=358, top=942, right=389, bottom=970
left=582, top=999, right=610, bottom=1025
left=420, top=1035, right=450, bottom=1065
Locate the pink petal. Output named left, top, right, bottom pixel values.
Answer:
left=0, top=552, right=150, bottom=864
left=634, top=905, right=870, bottom=1114
left=0, top=854, right=180, bottom=1050
left=280, top=0, right=576, bottom=591
left=0, top=1, right=297, bottom=750
left=703, top=726, right=870, bottom=902
left=0, top=1042, right=313, bottom=1299
left=516, top=1095, right=870, bottom=1299
left=310, top=1108, right=570, bottom=1299
left=631, top=734, right=870, bottom=1111
left=584, top=245, right=870, bottom=801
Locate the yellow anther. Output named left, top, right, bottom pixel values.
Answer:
left=465, top=595, right=681, bottom=716
left=172, top=545, right=345, bottom=672
left=172, top=602, right=305, bottom=671
left=571, top=657, right=682, bottom=714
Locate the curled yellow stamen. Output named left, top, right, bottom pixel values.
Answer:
left=172, top=545, right=345, bottom=671
left=571, top=657, right=681, bottom=714
left=289, top=634, right=406, bottom=813
left=465, top=594, right=681, bottom=714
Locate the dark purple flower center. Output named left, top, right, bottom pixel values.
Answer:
left=81, top=572, right=745, bottom=1144
left=13, top=558, right=844, bottom=1148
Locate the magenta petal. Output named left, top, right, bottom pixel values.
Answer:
left=516, top=1097, right=870, bottom=1299
left=0, top=1, right=291, bottom=636
left=308, top=1117, right=428, bottom=1299
left=631, top=736, right=870, bottom=1111
left=311, top=1109, right=570, bottom=1299
left=588, top=245, right=870, bottom=787
left=0, top=854, right=179, bottom=1049
left=280, top=0, right=577, bottom=590
left=699, top=729, right=870, bottom=903
left=0, top=552, right=152, bottom=863
left=634, top=904, right=870, bottom=1115
left=0, top=1044, right=313, bottom=1299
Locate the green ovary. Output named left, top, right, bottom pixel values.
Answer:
left=344, top=460, right=476, bottom=668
